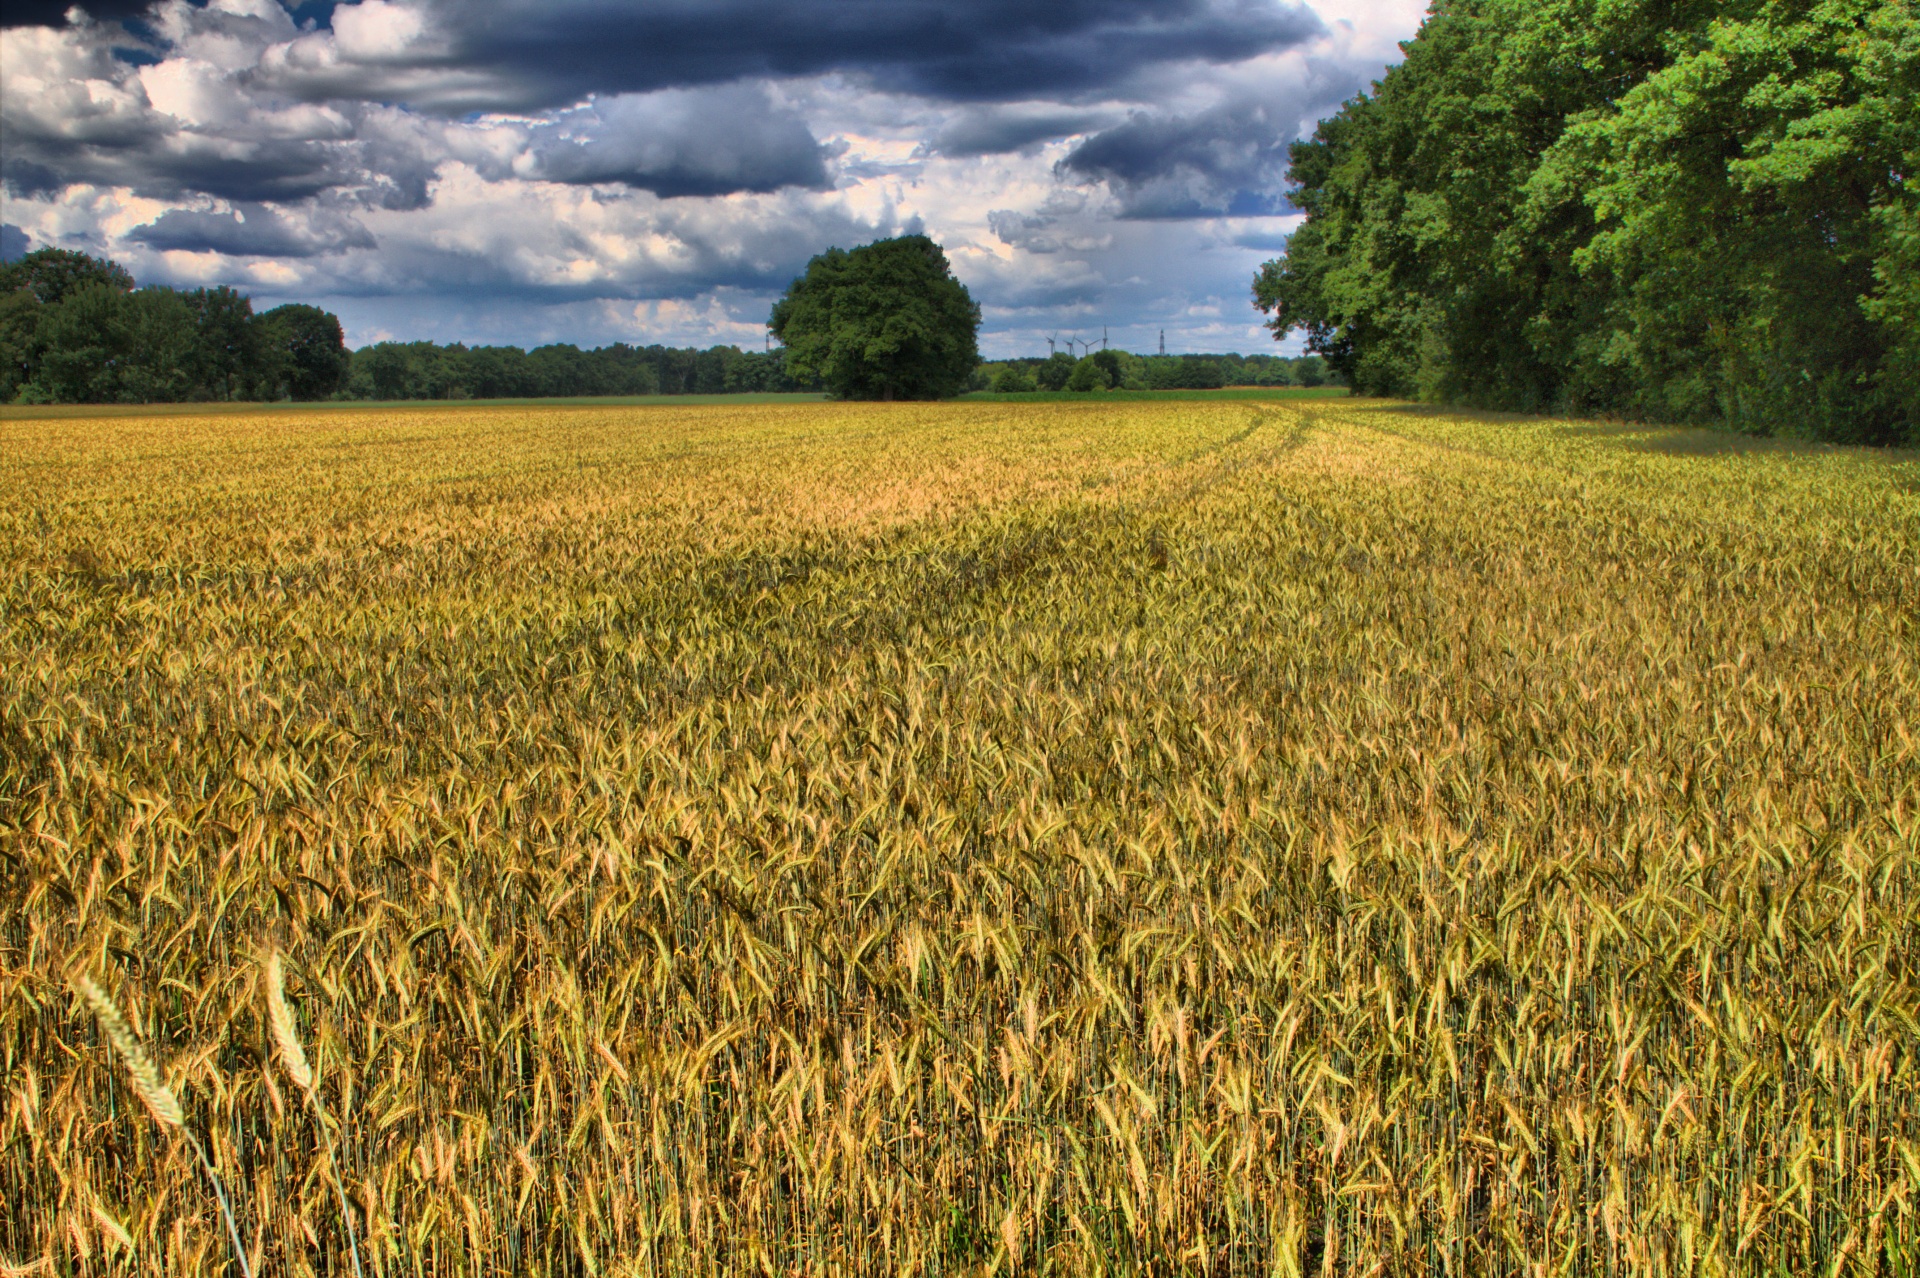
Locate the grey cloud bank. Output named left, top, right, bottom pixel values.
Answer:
left=525, top=87, right=832, bottom=197
left=1, top=0, right=1424, bottom=354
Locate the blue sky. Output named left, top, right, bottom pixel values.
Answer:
left=0, top=0, right=1425, bottom=356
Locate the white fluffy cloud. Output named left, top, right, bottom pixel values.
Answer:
left=0, top=0, right=1426, bottom=352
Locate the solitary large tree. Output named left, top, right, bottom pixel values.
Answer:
left=770, top=235, right=980, bottom=400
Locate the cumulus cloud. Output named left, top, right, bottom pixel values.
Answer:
left=522, top=86, right=830, bottom=198
left=1061, top=95, right=1301, bottom=217
left=0, top=14, right=449, bottom=206
left=126, top=202, right=376, bottom=256
left=206, top=168, right=899, bottom=304
left=986, top=191, right=1112, bottom=254
left=389, top=0, right=1327, bottom=110
left=0, top=0, right=1426, bottom=352
left=1052, top=44, right=1382, bottom=216
left=925, top=105, right=1114, bottom=158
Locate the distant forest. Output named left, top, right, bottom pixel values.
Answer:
left=975, top=349, right=1333, bottom=392
left=346, top=340, right=803, bottom=399
left=348, top=343, right=1335, bottom=399
left=2, top=247, right=1333, bottom=404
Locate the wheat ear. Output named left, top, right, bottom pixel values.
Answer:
left=73, top=976, right=253, bottom=1278
left=266, top=952, right=364, bottom=1278
left=74, top=977, right=182, bottom=1128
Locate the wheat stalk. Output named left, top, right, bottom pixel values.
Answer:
left=74, top=977, right=182, bottom=1129
left=73, top=976, right=253, bottom=1278
left=265, top=951, right=364, bottom=1278
left=265, top=951, right=314, bottom=1091
left=88, top=1201, right=134, bottom=1255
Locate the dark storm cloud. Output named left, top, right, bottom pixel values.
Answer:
left=1, top=224, right=33, bottom=261
left=384, top=0, right=1322, bottom=109
left=126, top=203, right=376, bottom=256
left=0, top=117, right=416, bottom=206
left=289, top=196, right=895, bottom=304
left=527, top=86, right=830, bottom=198
left=927, top=107, right=1112, bottom=158
left=4, top=0, right=155, bottom=25
left=1059, top=96, right=1303, bottom=217
left=6, top=0, right=1327, bottom=212
left=11, top=0, right=1324, bottom=111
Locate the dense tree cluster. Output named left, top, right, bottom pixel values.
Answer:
left=2, top=250, right=349, bottom=405
left=0, top=247, right=814, bottom=404
left=343, top=341, right=806, bottom=400
left=1257, top=0, right=1918, bottom=444
left=980, top=350, right=1334, bottom=392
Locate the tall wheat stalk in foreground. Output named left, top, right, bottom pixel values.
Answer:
left=72, top=976, right=253, bottom=1278
left=265, top=951, right=364, bottom=1278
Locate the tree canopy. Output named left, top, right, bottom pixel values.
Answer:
left=336, top=339, right=806, bottom=400
left=1, top=249, right=352, bottom=405
left=770, top=235, right=980, bottom=401
left=1255, top=0, right=1918, bottom=444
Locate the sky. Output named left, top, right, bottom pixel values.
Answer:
left=0, top=0, right=1428, bottom=357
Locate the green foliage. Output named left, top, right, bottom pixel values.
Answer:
left=2, top=249, right=350, bottom=405
left=258, top=304, right=350, bottom=402
left=2, top=247, right=812, bottom=405
left=340, top=341, right=807, bottom=400
left=1066, top=355, right=1109, bottom=391
left=0, top=247, right=134, bottom=306
left=188, top=286, right=259, bottom=403
left=0, top=291, right=38, bottom=403
left=978, top=351, right=1331, bottom=394
left=989, top=364, right=1037, bottom=392
left=1034, top=352, right=1076, bottom=391
left=1258, top=0, right=1919, bottom=444
left=769, top=235, right=980, bottom=400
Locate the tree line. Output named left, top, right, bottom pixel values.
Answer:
left=345, top=340, right=805, bottom=400
left=3, top=242, right=1335, bottom=406
left=764, top=235, right=1340, bottom=398
left=978, top=350, right=1333, bottom=393
left=1257, top=0, right=1917, bottom=445
left=0, top=248, right=812, bottom=405
left=2, top=249, right=351, bottom=405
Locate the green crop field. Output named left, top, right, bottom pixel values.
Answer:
left=3, top=399, right=1917, bottom=1276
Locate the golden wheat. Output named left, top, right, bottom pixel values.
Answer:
left=3, top=398, right=1917, bottom=1275
left=265, top=951, right=314, bottom=1093
left=69, top=975, right=251, bottom=1277
left=263, top=948, right=364, bottom=1278
left=71, top=977, right=183, bottom=1130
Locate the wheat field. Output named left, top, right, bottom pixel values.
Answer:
left=2, top=398, right=1917, bottom=1276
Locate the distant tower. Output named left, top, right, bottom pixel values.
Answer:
left=1102, top=327, right=1109, bottom=352
left=1046, top=336, right=1057, bottom=356
left=1159, top=330, right=1166, bottom=356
